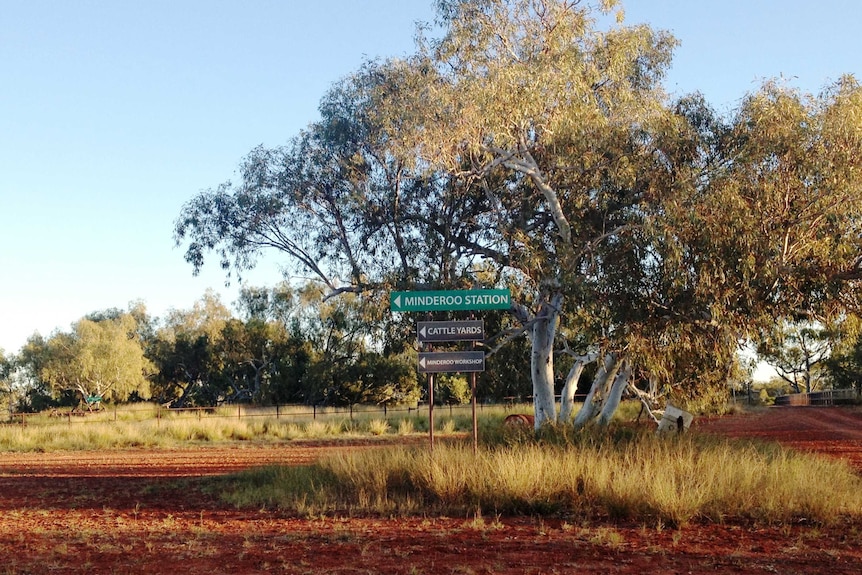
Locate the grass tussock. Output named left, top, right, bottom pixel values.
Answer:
left=216, top=426, right=862, bottom=527
left=0, top=412, right=423, bottom=452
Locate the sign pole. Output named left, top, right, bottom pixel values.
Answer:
left=471, top=349, right=478, bottom=454
left=428, top=373, right=434, bottom=451
left=426, top=313, right=434, bottom=451
left=470, top=313, right=478, bottom=454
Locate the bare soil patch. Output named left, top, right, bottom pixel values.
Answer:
left=1, top=409, right=861, bottom=574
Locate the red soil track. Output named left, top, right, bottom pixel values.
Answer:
left=695, top=406, right=862, bottom=472
left=1, top=408, right=861, bottom=574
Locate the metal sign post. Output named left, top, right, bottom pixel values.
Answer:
left=470, top=314, right=479, bottom=454
left=428, top=372, right=434, bottom=451
left=390, top=291, right=502, bottom=453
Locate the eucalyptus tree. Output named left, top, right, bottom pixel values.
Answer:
left=373, top=0, right=680, bottom=425
left=683, top=79, right=862, bottom=326
left=757, top=320, right=831, bottom=394
left=174, top=67, right=451, bottom=297
left=148, top=291, right=232, bottom=406
left=0, top=349, right=12, bottom=412
left=176, top=0, right=862, bottom=427
left=636, top=77, right=862, bottom=414
left=174, top=0, right=697, bottom=425
left=174, top=57, right=491, bottom=406
left=667, top=80, right=862, bottom=358
left=39, top=312, right=153, bottom=403
left=378, top=1, right=862, bottom=424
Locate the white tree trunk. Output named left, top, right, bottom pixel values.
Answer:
left=559, top=352, right=597, bottom=421
left=530, top=293, right=562, bottom=429
left=559, top=361, right=586, bottom=421
left=597, top=359, right=631, bottom=426
left=573, top=353, right=621, bottom=428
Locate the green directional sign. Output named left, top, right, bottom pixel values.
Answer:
left=390, top=289, right=511, bottom=312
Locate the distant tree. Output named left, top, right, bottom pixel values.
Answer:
left=0, top=349, right=9, bottom=386
left=823, top=315, right=862, bottom=396
left=434, top=374, right=471, bottom=406
left=217, top=318, right=289, bottom=403
left=148, top=332, right=222, bottom=407
left=13, top=335, right=64, bottom=411
left=148, top=291, right=231, bottom=407
left=757, top=321, right=831, bottom=394
left=40, top=312, right=153, bottom=403
left=325, top=351, right=419, bottom=407
left=297, top=283, right=419, bottom=406
left=235, top=282, right=301, bottom=327
left=0, top=349, right=12, bottom=414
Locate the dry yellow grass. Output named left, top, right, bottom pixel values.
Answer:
left=219, top=428, right=862, bottom=526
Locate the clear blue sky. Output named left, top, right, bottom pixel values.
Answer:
left=1, top=0, right=860, bottom=355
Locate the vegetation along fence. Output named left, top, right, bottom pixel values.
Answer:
left=4, top=401, right=519, bottom=428
left=774, top=389, right=860, bottom=406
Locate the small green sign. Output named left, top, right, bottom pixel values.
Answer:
left=390, top=289, right=511, bottom=312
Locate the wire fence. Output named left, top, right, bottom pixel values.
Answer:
left=4, top=400, right=532, bottom=428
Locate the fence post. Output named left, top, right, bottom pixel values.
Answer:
left=276, top=404, right=280, bottom=419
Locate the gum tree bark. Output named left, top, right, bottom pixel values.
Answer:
left=597, top=359, right=632, bottom=426
left=573, top=353, right=622, bottom=428
left=559, top=351, right=598, bottom=421
left=529, top=292, right=563, bottom=428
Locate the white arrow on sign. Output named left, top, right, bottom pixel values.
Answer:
left=393, top=295, right=402, bottom=309
left=419, top=325, right=427, bottom=339
left=419, top=356, right=426, bottom=369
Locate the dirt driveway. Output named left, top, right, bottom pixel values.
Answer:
left=0, top=408, right=861, bottom=574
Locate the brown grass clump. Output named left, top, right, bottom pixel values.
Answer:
left=218, top=426, right=862, bottom=527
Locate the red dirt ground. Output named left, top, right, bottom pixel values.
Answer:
left=1, top=408, right=862, bottom=574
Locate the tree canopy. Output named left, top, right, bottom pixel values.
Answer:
left=174, top=0, right=862, bottom=425
left=36, top=311, right=153, bottom=402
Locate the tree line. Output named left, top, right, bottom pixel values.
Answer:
left=0, top=285, right=536, bottom=414
left=1, top=287, right=860, bottom=415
